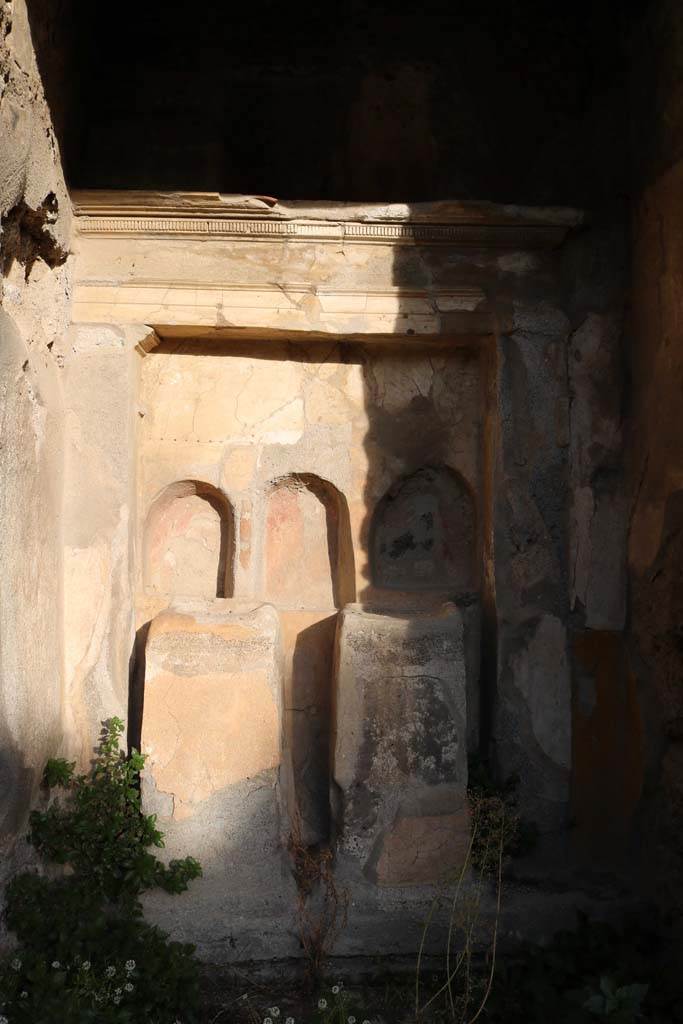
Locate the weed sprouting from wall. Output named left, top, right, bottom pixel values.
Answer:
left=287, top=811, right=349, bottom=987
left=414, top=789, right=512, bottom=1024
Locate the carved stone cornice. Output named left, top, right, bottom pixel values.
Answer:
left=71, top=190, right=581, bottom=249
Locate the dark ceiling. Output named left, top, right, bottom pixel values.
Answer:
left=30, top=0, right=646, bottom=205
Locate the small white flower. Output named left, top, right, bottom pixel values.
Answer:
left=106, top=965, right=116, bottom=978
left=270, top=1009, right=281, bottom=1019
left=82, top=960, right=91, bottom=971
left=20, top=991, right=28, bottom=998
left=318, top=999, right=327, bottom=1009
left=51, top=960, right=61, bottom=969
left=125, top=959, right=136, bottom=972
left=263, top=1017, right=273, bottom=1024
left=124, top=982, right=134, bottom=992
left=114, top=987, right=122, bottom=997
left=11, top=958, right=21, bottom=971
left=348, top=1017, right=356, bottom=1024
left=0, top=1015, right=9, bottom=1023
left=113, top=995, right=121, bottom=1005
left=332, top=986, right=340, bottom=995
left=286, top=1018, right=295, bottom=1024
left=363, top=1020, right=371, bottom=1024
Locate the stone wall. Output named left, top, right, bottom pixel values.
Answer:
left=61, top=324, right=143, bottom=759
left=135, top=335, right=484, bottom=901
left=140, top=603, right=294, bottom=962
left=0, top=0, right=71, bottom=892
left=63, top=194, right=635, bottom=957
left=136, top=338, right=482, bottom=617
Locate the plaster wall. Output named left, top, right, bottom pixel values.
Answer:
left=140, top=602, right=296, bottom=962
left=135, top=336, right=483, bottom=899
left=61, top=324, right=143, bottom=759
left=136, top=337, right=482, bottom=617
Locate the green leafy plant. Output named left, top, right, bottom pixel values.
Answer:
left=583, top=976, right=649, bottom=1021
left=485, top=913, right=657, bottom=1024
left=0, top=718, right=202, bottom=1024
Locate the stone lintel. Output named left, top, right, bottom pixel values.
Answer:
left=72, top=282, right=492, bottom=335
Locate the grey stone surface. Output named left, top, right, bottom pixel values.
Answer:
left=371, top=466, right=475, bottom=592
left=333, top=603, right=468, bottom=892
left=568, top=312, right=627, bottom=630
left=491, top=308, right=573, bottom=831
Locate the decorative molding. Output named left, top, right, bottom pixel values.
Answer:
left=71, top=191, right=581, bottom=250
left=74, top=215, right=569, bottom=248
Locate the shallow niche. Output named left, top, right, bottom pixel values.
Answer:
left=143, top=480, right=234, bottom=600
left=371, top=465, right=476, bottom=593
left=264, top=473, right=355, bottom=610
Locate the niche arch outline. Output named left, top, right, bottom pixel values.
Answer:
left=370, top=463, right=477, bottom=594
left=263, top=472, right=356, bottom=609
left=143, top=478, right=235, bottom=600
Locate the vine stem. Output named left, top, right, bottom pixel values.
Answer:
left=446, top=817, right=478, bottom=1016
left=466, top=807, right=505, bottom=1024
left=415, top=894, right=438, bottom=1019
left=419, top=817, right=479, bottom=1016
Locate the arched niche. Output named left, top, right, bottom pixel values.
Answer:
left=144, top=480, right=234, bottom=599
left=265, top=474, right=355, bottom=609
left=371, top=465, right=476, bottom=592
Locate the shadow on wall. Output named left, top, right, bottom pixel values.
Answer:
left=336, top=257, right=485, bottom=908
left=287, top=613, right=338, bottom=844
left=352, top=331, right=483, bottom=611
left=0, top=734, right=38, bottom=849
left=263, top=472, right=355, bottom=845
left=352, top=351, right=484, bottom=770
left=370, top=465, right=476, bottom=595
left=127, top=620, right=150, bottom=755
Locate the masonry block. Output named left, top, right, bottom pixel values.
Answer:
left=140, top=601, right=297, bottom=961
left=333, top=603, right=468, bottom=887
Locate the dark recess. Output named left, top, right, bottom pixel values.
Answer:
left=28, top=0, right=647, bottom=207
